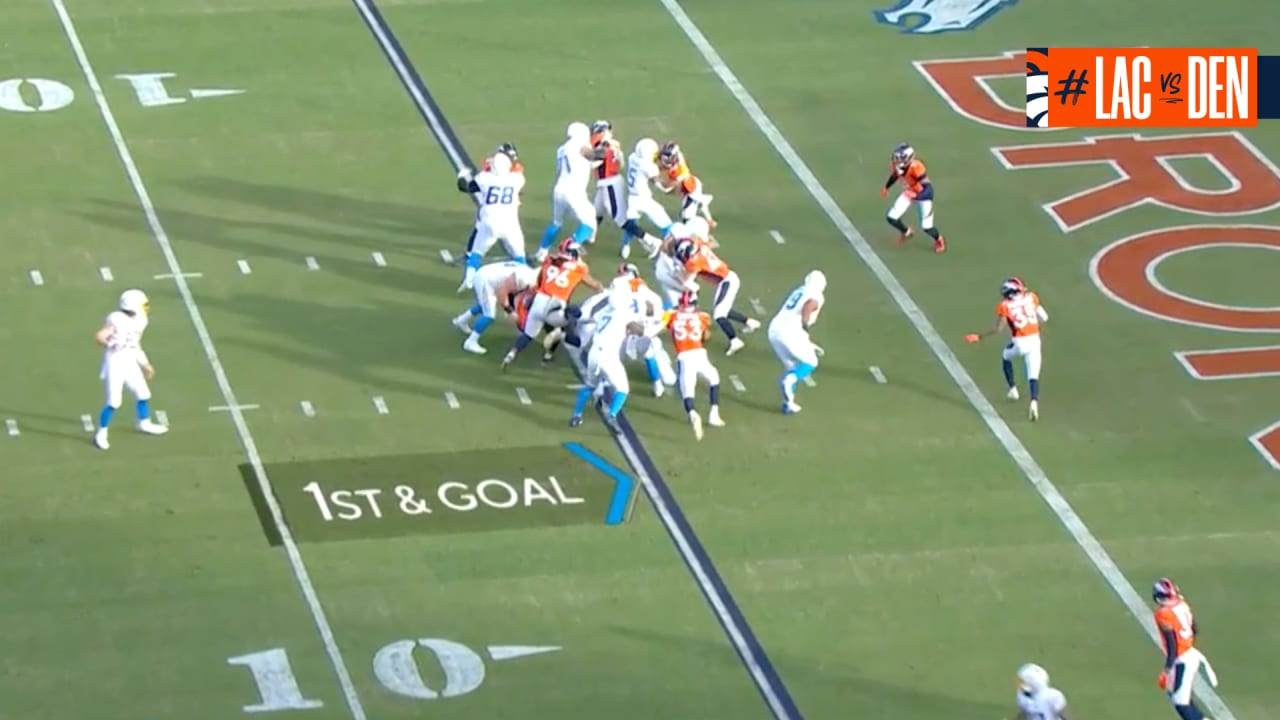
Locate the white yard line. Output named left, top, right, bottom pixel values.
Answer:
left=656, top=3, right=1238, bottom=718
left=237, top=259, right=252, bottom=275
left=515, top=387, right=532, bottom=405
left=444, top=391, right=460, bottom=409
left=49, top=2, right=367, bottom=718
left=29, top=270, right=44, bottom=286
left=372, top=395, right=389, bottom=415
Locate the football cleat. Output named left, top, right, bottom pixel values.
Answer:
left=1029, top=400, right=1039, bottom=421
left=688, top=410, right=704, bottom=441
left=569, top=414, right=583, bottom=428
left=895, top=227, right=913, bottom=246
left=782, top=402, right=802, bottom=415
left=93, top=428, right=110, bottom=450
left=743, top=318, right=761, bottom=334
left=452, top=315, right=471, bottom=334
left=138, top=419, right=168, bottom=435
left=726, top=337, right=746, bottom=356
left=934, top=236, right=946, bottom=254
left=708, top=407, right=725, bottom=427
left=463, top=338, right=487, bottom=355
left=1007, top=386, right=1020, bottom=401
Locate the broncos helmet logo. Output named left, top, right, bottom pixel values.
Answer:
left=874, top=0, right=1019, bottom=35
left=1026, top=48, right=1050, bottom=128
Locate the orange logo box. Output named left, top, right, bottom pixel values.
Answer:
left=1027, top=48, right=1257, bottom=128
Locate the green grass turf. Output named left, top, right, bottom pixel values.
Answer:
left=1, top=0, right=1279, bottom=718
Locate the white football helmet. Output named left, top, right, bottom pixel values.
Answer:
left=119, top=289, right=150, bottom=315
left=489, top=152, right=512, bottom=175
left=634, top=138, right=659, bottom=161
left=1016, top=663, right=1049, bottom=693
left=684, top=217, right=710, bottom=239
left=804, top=270, right=827, bottom=292
left=566, top=122, right=590, bottom=142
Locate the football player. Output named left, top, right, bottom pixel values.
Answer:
left=610, top=263, right=677, bottom=397
left=1153, top=578, right=1220, bottom=720
left=588, top=121, right=641, bottom=259
left=964, top=277, right=1047, bottom=421
left=1014, top=663, right=1073, bottom=720
left=622, top=137, right=674, bottom=256
left=657, top=141, right=716, bottom=227
left=502, top=239, right=601, bottom=370
left=768, top=271, right=826, bottom=415
left=455, top=151, right=526, bottom=291
left=535, top=123, right=603, bottom=262
left=452, top=260, right=540, bottom=355
left=881, top=143, right=945, bottom=253
left=569, top=287, right=657, bottom=428
left=671, top=218, right=761, bottom=355
left=93, top=289, right=169, bottom=450
left=666, top=291, right=724, bottom=440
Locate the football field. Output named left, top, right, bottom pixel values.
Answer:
left=3, top=0, right=1280, bottom=718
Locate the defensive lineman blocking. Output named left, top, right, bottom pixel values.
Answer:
left=93, top=289, right=168, bottom=450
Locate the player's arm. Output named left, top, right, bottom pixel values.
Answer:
left=1158, top=621, right=1179, bottom=670
left=883, top=170, right=899, bottom=190
left=967, top=314, right=1008, bottom=342
left=801, top=298, right=821, bottom=328
left=94, top=322, right=114, bottom=347
left=456, top=167, right=481, bottom=194
left=1036, top=304, right=1049, bottom=323
left=580, top=142, right=606, bottom=161
left=581, top=273, right=603, bottom=292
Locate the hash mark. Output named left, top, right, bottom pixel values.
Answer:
left=154, top=410, right=168, bottom=426
left=729, top=374, right=746, bottom=392
left=869, top=366, right=887, bottom=384
left=748, top=297, right=766, bottom=315
left=5, top=419, right=18, bottom=437
left=372, top=252, right=387, bottom=267
left=153, top=272, right=203, bottom=280
left=305, top=256, right=320, bottom=271
left=440, top=249, right=457, bottom=266
left=29, top=270, right=44, bottom=286
left=99, top=266, right=114, bottom=282
left=80, top=414, right=94, bottom=432
left=300, top=400, right=316, bottom=417
left=373, top=395, right=389, bottom=415
left=802, top=376, right=816, bottom=388
left=444, top=392, right=460, bottom=409
left=515, top=387, right=532, bottom=405
left=237, top=259, right=252, bottom=275
left=208, top=404, right=257, bottom=412
left=769, top=230, right=785, bottom=245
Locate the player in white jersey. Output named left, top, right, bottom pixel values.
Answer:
left=1014, top=663, right=1074, bottom=720
left=93, top=289, right=169, bottom=450
left=455, top=151, right=526, bottom=291
left=609, top=264, right=677, bottom=397
left=451, top=260, right=539, bottom=355
left=622, top=138, right=675, bottom=255
left=569, top=290, right=657, bottom=427
left=535, top=122, right=602, bottom=262
left=652, top=222, right=698, bottom=309
left=768, top=270, right=827, bottom=415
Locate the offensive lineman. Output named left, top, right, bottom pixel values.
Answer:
left=93, top=289, right=169, bottom=450
left=768, top=271, right=826, bottom=415
left=610, top=264, right=677, bottom=397
left=455, top=150, right=526, bottom=291
left=535, top=122, right=602, bottom=262
left=569, top=289, right=657, bottom=427
left=452, top=260, right=540, bottom=355
left=622, top=137, right=673, bottom=256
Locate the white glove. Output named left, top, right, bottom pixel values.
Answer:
left=457, top=167, right=473, bottom=181
left=813, top=344, right=825, bottom=357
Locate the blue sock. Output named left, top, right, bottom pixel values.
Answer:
left=511, top=254, right=526, bottom=264
left=468, top=304, right=483, bottom=317
left=572, top=223, right=594, bottom=243
left=621, top=232, right=633, bottom=250
left=780, top=373, right=798, bottom=404
left=474, top=316, right=494, bottom=335
left=513, top=334, right=533, bottom=352
left=793, top=362, right=815, bottom=381
left=709, top=385, right=720, bottom=406
left=644, top=357, right=660, bottom=382
left=98, top=405, right=116, bottom=428
left=1002, top=359, right=1015, bottom=387
left=539, top=223, right=561, bottom=250
left=1029, top=378, right=1039, bottom=400
left=572, top=386, right=592, bottom=417
left=136, top=398, right=151, bottom=420
left=608, top=391, right=628, bottom=416
left=622, top=220, right=646, bottom=237
left=683, top=397, right=695, bottom=413
left=660, top=223, right=674, bottom=237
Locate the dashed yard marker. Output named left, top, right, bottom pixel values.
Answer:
left=444, top=392, right=460, bottom=409
left=209, top=404, right=257, bottom=412
left=564, top=383, right=587, bottom=390
left=372, top=252, right=387, bottom=267
left=154, top=272, right=203, bottom=280
left=305, top=256, right=320, bottom=271
left=5, top=419, right=19, bottom=437
left=237, top=259, right=252, bottom=275
left=99, top=266, right=114, bottom=282
left=729, top=374, right=746, bottom=392
left=300, top=401, right=316, bottom=417
left=440, top=249, right=457, bottom=266
left=80, top=414, right=94, bottom=432
left=515, top=387, right=532, bottom=405
left=155, top=410, right=168, bottom=426
left=748, top=297, right=766, bottom=315
left=802, top=376, right=817, bottom=388
left=29, top=270, right=44, bottom=286
left=373, top=396, right=389, bottom=415
left=769, top=230, right=786, bottom=245
left=869, top=366, right=887, bottom=384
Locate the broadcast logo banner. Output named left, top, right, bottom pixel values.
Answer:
left=1025, top=48, right=1272, bottom=128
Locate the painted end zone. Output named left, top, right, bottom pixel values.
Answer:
left=241, top=445, right=637, bottom=544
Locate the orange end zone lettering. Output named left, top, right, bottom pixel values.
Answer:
left=1176, top=346, right=1280, bottom=380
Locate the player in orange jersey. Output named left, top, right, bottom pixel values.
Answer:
left=589, top=121, right=639, bottom=259
left=501, top=239, right=602, bottom=370
left=964, top=277, right=1047, bottom=421
left=666, top=291, right=725, bottom=440
left=881, top=143, right=945, bottom=253
left=657, top=142, right=716, bottom=227
left=1152, top=578, right=1220, bottom=720
left=478, top=143, right=523, bottom=174
left=670, top=218, right=760, bottom=355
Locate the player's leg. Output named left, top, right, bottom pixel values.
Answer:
left=711, top=273, right=753, bottom=355
left=601, top=355, right=630, bottom=420
left=458, top=283, right=498, bottom=354
left=776, top=332, right=818, bottom=414
left=501, top=294, right=549, bottom=369
left=700, top=356, right=724, bottom=427
left=568, top=193, right=598, bottom=245
left=1001, top=342, right=1021, bottom=400
left=1023, top=339, right=1042, bottom=421
left=886, top=191, right=913, bottom=243
left=538, top=191, right=569, bottom=259
left=94, top=363, right=126, bottom=449
left=917, top=199, right=944, bottom=253
left=571, top=348, right=605, bottom=426
left=1168, top=657, right=1206, bottom=720
left=674, top=353, right=704, bottom=439
left=500, top=223, right=527, bottom=264
left=461, top=221, right=497, bottom=291
left=125, top=366, right=167, bottom=436
left=622, top=197, right=666, bottom=257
